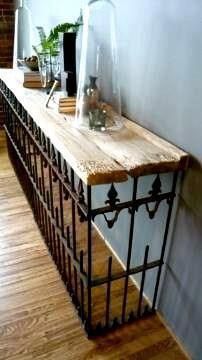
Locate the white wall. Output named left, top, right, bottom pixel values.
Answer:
left=27, top=0, right=87, bottom=41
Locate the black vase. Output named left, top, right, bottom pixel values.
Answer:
left=60, top=32, right=77, bottom=96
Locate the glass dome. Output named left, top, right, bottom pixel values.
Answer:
left=75, top=0, right=122, bottom=131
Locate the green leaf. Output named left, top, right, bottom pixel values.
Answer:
left=34, top=20, right=81, bottom=55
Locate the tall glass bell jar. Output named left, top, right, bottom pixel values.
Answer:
left=75, top=0, right=122, bottom=131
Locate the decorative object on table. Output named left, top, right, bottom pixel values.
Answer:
left=13, top=0, right=34, bottom=68
left=18, top=56, right=39, bottom=71
left=58, top=97, right=76, bottom=114
left=59, top=11, right=83, bottom=96
left=37, top=50, right=60, bottom=89
left=33, top=22, right=80, bottom=90
left=45, top=70, right=61, bottom=108
left=89, top=108, right=106, bottom=130
left=23, top=56, right=39, bottom=71
left=60, top=33, right=77, bottom=97
left=75, top=0, right=122, bottom=132
left=85, top=76, right=99, bottom=110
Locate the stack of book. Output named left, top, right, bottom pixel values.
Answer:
left=58, top=97, right=76, bottom=114
left=23, top=71, right=42, bottom=89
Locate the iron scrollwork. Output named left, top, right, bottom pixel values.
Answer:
left=103, top=183, right=121, bottom=229
left=63, top=161, right=70, bottom=200
left=63, top=160, right=70, bottom=184
left=51, top=145, right=58, bottom=182
left=77, top=180, right=87, bottom=222
left=145, top=174, right=162, bottom=219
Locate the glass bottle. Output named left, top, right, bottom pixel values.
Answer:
left=75, top=0, right=122, bottom=132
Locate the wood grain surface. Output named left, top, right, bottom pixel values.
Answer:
left=0, top=130, right=189, bottom=359
left=0, top=69, right=189, bottom=185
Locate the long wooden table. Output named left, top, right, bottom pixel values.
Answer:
left=0, top=69, right=189, bottom=336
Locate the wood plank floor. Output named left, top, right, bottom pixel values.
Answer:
left=0, top=129, right=188, bottom=360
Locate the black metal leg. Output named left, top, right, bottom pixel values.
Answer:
left=122, top=177, right=138, bottom=323
left=152, top=172, right=178, bottom=311
left=86, top=185, right=92, bottom=334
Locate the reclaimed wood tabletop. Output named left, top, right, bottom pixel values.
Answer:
left=0, top=69, right=189, bottom=185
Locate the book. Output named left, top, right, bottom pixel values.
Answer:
left=23, top=80, right=42, bottom=88
left=58, top=97, right=76, bottom=114
left=24, top=71, right=41, bottom=82
left=23, top=71, right=42, bottom=88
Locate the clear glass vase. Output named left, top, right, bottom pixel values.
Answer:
left=38, top=52, right=60, bottom=89
left=75, top=0, right=122, bottom=131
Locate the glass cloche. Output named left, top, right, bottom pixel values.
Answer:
left=75, top=0, right=122, bottom=131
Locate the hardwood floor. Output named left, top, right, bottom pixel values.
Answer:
left=0, top=130, right=188, bottom=360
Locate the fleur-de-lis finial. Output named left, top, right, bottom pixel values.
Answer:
left=149, top=174, right=162, bottom=197
left=105, top=183, right=120, bottom=209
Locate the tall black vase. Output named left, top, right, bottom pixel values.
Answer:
left=60, top=32, right=77, bottom=97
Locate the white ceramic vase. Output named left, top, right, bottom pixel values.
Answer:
left=13, top=0, right=33, bottom=68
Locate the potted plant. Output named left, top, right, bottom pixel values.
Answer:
left=33, top=22, right=80, bottom=56
left=33, top=21, right=81, bottom=87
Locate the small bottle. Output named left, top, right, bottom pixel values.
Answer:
left=85, top=76, right=99, bottom=110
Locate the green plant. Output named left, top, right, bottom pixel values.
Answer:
left=33, top=21, right=81, bottom=56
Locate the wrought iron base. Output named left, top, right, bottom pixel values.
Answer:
left=0, top=80, right=178, bottom=337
